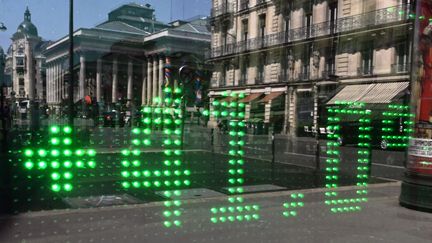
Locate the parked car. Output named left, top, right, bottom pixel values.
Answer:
left=327, top=117, right=408, bottom=150
left=103, top=110, right=125, bottom=127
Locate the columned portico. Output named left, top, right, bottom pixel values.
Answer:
left=79, top=55, right=86, bottom=101
left=127, top=60, right=133, bottom=106
left=147, top=57, right=153, bottom=104
left=96, top=58, right=102, bottom=103
left=142, top=61, right=147, bottom=105
left=158, top=56, right=164, bottom=99
left=112, top=57, right=118, bottom=103
left=153, top=55, right=158, bottom=100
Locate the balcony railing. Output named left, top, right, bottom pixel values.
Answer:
left=311, top=21, right=334, bottom=37
left=289, top=26, right=309, bottom=41
left=255, top=76, right=264, bottom=85
left=336, top=4, right=410, bottom=33
left=211, top=78, right=219, bottom=88
left=211, top=3, right=234, bottom=18
left=295, top=69, right=310, bottom=82
left=256, top=0, right=266, bottom=6
left=239, top=0, right=249, bottom=11
left=238, top=77, right=247, bottom=86
left=358, top=66, right=374, bottom=76
left=207, top=4, right=410, bottom=59
left=322, top=69, right=336, bottom=79
left=392, top=63, right=410, bottom=73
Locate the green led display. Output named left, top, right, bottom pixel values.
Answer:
left=282, top=193, right=305, bottom=218
left=326, top=101, right=371, bottom=213
left=23, top=126, right=97, bottom=192
left=120, top=81, right=189, bottom=228
left=209, top=92, right=260, bottom=223
left=381, top=105, right=414, bottom=149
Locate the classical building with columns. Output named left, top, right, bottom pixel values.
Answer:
left=207, top=0, right=412, bottom=136
left=4, top=7, right=51, bottom=102
left=43, top=3, right=211, bottom=112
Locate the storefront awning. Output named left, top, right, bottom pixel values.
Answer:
left=239, top=93, right=263, bottom=103
left=259, top=92, right=284, bottom=103
left=219, top=96, right=234, bottom=102
left=327, top=82, right=409, bottom=105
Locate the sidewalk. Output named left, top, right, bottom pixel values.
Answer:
left=0, top=182, right=431, bottom=243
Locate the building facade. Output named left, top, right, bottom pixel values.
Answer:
left=4, top=7, right=51, bottom=102
left=207, top=0, right=412, bottom=136
left=43, top=3, right=211, bottom=113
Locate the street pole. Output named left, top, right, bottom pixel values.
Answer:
left=0, top=23, right=7, bottom=153
left=271, top=131, right=275, bottom=182
left=68, top=0, right=74, bottom=127
left=314, top=84, right=320, bottom=171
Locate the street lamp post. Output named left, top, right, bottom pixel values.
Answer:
left=68, top=0, right=74, bottom=126
left=0, top=22, right=7, bottom=154
left=0, top=22, right=6, bottom=32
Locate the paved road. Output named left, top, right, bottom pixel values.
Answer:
left=0, top=182, right=430, bottom=243
left=6, top=125, right=406, bottom=182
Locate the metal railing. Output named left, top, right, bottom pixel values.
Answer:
left=238, top=78, right=247, bottom=86
left=336, top=4, right=410, bottom=33
left=256, top=0, right=266, bottom=6
left=310, top=21, right=334, bottom=37
left=289, top=26, right=309, bottom=41
left=211, top=2, right=234, bottom=18
left=357, top=66, right=374, bottom=76
left=211, top=78, right=219, bottom=88
left=295, top=69, right=310, bottom=81
left=207, top=4, right=410, bottom=59
left=239, top=0, right=249, bottom=11
left=255, top=76, right=264, bottom=85
left=391, top=63, right=409, bottom=73
left=322, top=69, right=336, bottom=79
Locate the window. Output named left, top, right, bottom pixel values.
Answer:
left=221, top=62, right=228, bottom=86
left=301, top=45, right=311, bottom=80
left=258, top=14, right=266, bottom=38
left=242, top=19, right=249, bottom=41
left=328, top=2, right=337, bottom=33
left=222, top=24, right=229, bottom=47
left=360, top=41, right=374, bottom=75
left=395, top=42, right=409, bottom=73
left=257, top=53, right=266, bottom=83
left=240, top=56, right=249, bottom=85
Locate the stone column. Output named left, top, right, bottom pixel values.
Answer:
left=61, top=62, right=64, bottom=102
left=158, top=56, right=164, bottom=99
left=79, top=55, right=86, bottom=100
left=54, top=62, right=58, bottom=104
left=153, top=55, right=158, bottom=101
left=47, top=64, right=51, bottom=104
left=45, top=64, right=49, bottom=103
left=112, top=57, right=118, bottom=103
left=96, top=58, right=102, bottom=103
left=25, top=40, right=35, bottom=100
left=127, top=60, right=133, bottom=106
left=147, top=57, right=153, bottom=104
left=283, top=91, right=289, bottom=134
left=141, top=61, right=147, bottom=106
left=57, top=61, right=61, bottom=104
left=50, top=64, right=54, bottom=104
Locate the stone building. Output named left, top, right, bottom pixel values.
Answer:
left=4, top=7, right=51, bottom=102
left=44, top=3, right=211, bottom=112
left=207, top=0, right=412, bottom=136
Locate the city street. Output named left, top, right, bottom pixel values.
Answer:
left=0, top=182, right=431, bottom=243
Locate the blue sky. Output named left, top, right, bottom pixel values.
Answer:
left=0, top=0, right=211, bottom=49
